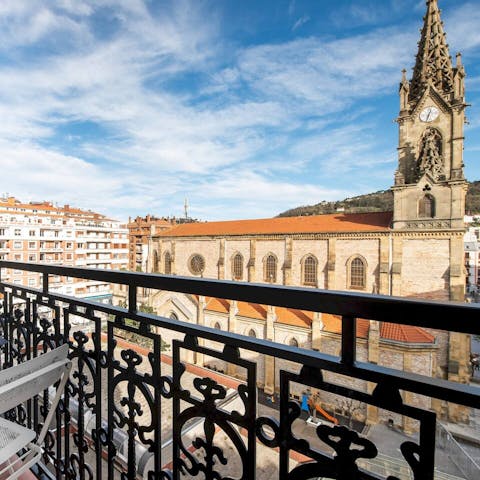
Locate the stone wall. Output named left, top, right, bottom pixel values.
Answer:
left=400, top=237, right=450, bottom=299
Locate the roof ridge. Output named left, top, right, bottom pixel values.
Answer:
left=157, top=212, right=393, bottom=237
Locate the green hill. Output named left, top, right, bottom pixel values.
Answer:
left=278, top=180, right=480, bottom=217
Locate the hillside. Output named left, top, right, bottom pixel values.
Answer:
left=278, top=180, right=480, bottom=217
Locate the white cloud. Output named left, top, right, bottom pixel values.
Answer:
left=0, top=141, right=121, bottom=208
left=1, top=0, right=479, bottom=221
left=190, top=170, right=349, bottom=220
left=0, top=1, right=91, bottom=51
left=234, top=27, right=414, bottom=114
left=446, top=2, right=480, bottom=54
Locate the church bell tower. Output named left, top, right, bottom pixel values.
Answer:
left=392, top=0, right=468, bottom=230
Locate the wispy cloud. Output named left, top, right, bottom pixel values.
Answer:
left=1, top=0, right=479, bottom=221
left=292, top=15, right=310, bottom=32
left=445, top=2, right=480, bottom=54
left=288, top=1, right=296, bottom=17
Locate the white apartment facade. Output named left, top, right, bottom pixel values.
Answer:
left=0, top=196, right=128, bottom=303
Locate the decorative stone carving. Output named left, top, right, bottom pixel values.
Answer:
left=417, top=128, right=444, bottom=181
left=450, top=168, right=464, bottom=180
left=394, top=170, right=405, bottom=186
left=405, top=220, right=451, bottom=229
left=409, top=0, right=454, bottom=101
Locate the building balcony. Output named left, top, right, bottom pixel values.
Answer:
left=0, top=260, right=479, bottom=479
left=39, top=247, right=63, bottom=252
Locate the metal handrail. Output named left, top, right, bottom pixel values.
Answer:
left=0, top=261, right=479, bottom=409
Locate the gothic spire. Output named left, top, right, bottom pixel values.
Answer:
left=409, top=0, right=454, bottom=101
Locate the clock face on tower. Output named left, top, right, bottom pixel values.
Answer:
left=420, top=106, right=439, bottom=122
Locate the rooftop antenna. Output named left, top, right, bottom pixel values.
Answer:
left=184, top=197, right=189, bottom=220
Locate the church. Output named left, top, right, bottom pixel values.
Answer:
left=146, top=0, right=470, bottom=426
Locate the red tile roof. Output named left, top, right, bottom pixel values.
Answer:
left=237, top=301, right=267, bottom=320
left=380, top=323, right=435, bottom=343
left=205, top=297, right=230, bottom=313
left=157, top=212, right=392, bottom=237
left=321, top=314, right=434, bottom=343
left=202, top=301, right=434, bottom=344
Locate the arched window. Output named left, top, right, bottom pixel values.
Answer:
left=264, top=254, right=277, bottom=283
left=153, top=250, right=159, bottom=273
left=303, top=255, right=317, bottom=286
left=248, top=329, right=257, bottom=338
left=349, top=256, right=366, bottom=290
left=170, top=312, right=178, bottom=320
left=214, top=322, right=221, bottom=330
left=164, top=251, right=172, bottom=274
left=232, top=253, right=243, bottom=280
left=289, top=337, right=299, bottom=347
left=418, top=194, right=435, bottom=218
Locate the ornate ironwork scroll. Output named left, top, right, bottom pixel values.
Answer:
left=108, top=316, right=163, bottom=479
left=172, top=336, right=256, bottom=480
left=64, top=306, right=105, bottom=480
left=262, top=366, right=436, bottom=480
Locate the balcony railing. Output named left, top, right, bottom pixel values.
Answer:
left=0, top=260, right=479, bottom=479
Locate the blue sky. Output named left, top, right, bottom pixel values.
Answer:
left=1, top=0, right=479, bottom=221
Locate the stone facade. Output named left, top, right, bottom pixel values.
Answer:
left=149, top=290, right=436, bottom=431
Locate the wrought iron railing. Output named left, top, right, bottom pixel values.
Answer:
left=0, top=260, right=479, bottom=480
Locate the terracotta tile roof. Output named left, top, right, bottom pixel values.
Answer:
left=380, top=323, right=435, bottom=343
left=275, top=308, right=313, bottom=328
left=237, top=302, right=267, bottom=320
left=0, top=198, right=103, bottom=218
left=321, top=314, right=434, bottom=344
left=200, top=299, right=434, bottom=344
left=321, top=314, right=370, bottom=338
left=157, top=212, right=392, bottom=237
left=204, top=299, right=311, bottom=327
left=205, top=297, right=230, bottom=313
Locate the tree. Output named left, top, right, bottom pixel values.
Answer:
left=335, top=397, right=363, bottom=429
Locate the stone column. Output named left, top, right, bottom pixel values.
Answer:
left=378, top=236, right=390, bottom=295
left=311, top=312, right=323, bottom=351
left=247, top=239, right=256, bottom=282
left=218, top=238, right=225, bottom=280
left=449, top=234, right=465, bottom=302
left=283, top=237, right=293, bottom=285
left=264, top=305, right=276, bottom=395
left=391, top=236, right=403, bottom=296
left=327, top=238, right=336, bottom=289
left=447, top=331, right=471, bottom=423
left=171, top=241, right=176, bottom=275
left=447, top=234, right=471, bottom=422
left=157, top=241, right=163, bottom=274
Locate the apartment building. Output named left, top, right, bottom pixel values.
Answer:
left=0, top=196, right=128, bottom=303
left=127, top=215, right=174, bottom=271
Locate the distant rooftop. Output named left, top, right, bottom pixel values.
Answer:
left=0, top=196, right=104, bottom=218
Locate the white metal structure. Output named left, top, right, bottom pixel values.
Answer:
left=0, top=345, right=71, bottom=479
